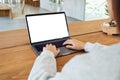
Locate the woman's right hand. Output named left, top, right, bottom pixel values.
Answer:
left=43, top=44, right=60, bottom=57
left=63, top=39, right=85, bottom=50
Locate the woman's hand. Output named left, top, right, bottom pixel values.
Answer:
left=63, top=39, right=85, bottom=50
left=43, top=44, right=60, bottom=57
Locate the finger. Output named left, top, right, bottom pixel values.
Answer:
left=43, top=47, right=46, bottom=50
left=66, top=45, right=74, bottom=49
left=63, top=40, right=72, bottom=45
left=52, top=45, right=56, bottom=48
left=46, top=44, right=49, bottom=47
left=50, top=44, right=54, bottom=46
left=63, top=39, right=69, bottom=44
left=57, top=49, right=60, bottom=53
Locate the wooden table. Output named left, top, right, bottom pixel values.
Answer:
left=0, top=4, right=12, bottom=19
left=0, top=19, right=120, bottom=80
left=0, top=19, right=109, bottom=49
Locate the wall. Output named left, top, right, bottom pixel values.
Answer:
left=40, top=0, right=52, bottom=11
left=40, top=0, right=85, bottom=20
left=63, top=0, right=85, bottom=20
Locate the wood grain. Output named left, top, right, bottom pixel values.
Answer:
left=0, top=19, right=109, bottom=49
left=0, top=45, right=36, bottom=80
left=0, top=44, right=83, bottom=80
left=72, top=32, right=120, bottom=45
left=0, top=32, right=120, bottom=80
left=0, top=19, right=120, bottom=80
left=0, top=5, right=12, bottom=18
left=0, top=29, right=29, bottom=49
left=68, top=19, right=109, bottom=36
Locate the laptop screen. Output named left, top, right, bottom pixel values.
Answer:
left=26, top=12, right=69, bottom=43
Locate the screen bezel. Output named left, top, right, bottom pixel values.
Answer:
left=25, top=12, right=70, bottom=44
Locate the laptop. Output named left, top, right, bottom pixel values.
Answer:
left=25, top=12, right=78, bottom=56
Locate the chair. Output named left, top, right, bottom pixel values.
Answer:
left=11, top=0, right=25, bottom=14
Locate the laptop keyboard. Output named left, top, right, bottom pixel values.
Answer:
left=34, top=40, right=66, bottom=52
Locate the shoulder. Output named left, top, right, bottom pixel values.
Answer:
left=101, top=42, right=120, bottom=54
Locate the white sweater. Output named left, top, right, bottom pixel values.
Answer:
left=28, top=42, right=120, bottom=80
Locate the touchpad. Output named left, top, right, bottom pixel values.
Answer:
left=58, top=47, right=76, bottom=56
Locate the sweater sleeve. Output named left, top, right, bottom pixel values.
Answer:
left=84, top=42, right=108, bottom=53
left=28, top=50, right=57, bottom=80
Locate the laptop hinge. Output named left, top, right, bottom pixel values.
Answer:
left=31, top=37, right=69, bottom=46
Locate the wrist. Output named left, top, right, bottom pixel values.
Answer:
left=41, top=50, right=55, bottom=57
left=77, top=42, right=86, bottom=50
left=81, top=42, right=86, bottom=50
left=84, top=42, right=94, bottom=52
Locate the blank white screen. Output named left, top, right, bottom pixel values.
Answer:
left=27, top=13, right=69, bottom=43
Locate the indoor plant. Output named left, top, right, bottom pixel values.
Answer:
left=102, top=0, right=119, bottom=35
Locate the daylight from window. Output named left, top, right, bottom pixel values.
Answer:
left=85, top=0, right=109, bottom=20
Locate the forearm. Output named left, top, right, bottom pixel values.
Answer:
left=84, top=42, right=108, bottom=53
left=28, top=50, right=57, bottom=80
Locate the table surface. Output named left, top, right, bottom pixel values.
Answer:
left=0, top=4, right=11, bottom=10
left=0, top=19, right=109, bottom=49
left=0, top=19, right=120, bottom=80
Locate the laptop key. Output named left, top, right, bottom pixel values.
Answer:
left=35, top=40, right=66, bottom=52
